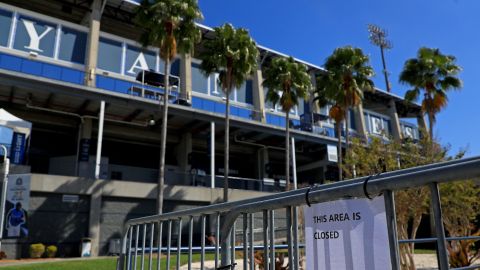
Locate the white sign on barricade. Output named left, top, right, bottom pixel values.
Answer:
left=303, top=196, right=391, bottom=270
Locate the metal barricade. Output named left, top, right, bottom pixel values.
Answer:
left=116, top=156, right=480, bottom=270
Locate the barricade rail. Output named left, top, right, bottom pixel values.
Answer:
left=116, top=156, right=480, bottom=270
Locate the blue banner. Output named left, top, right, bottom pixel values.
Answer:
left=10, top=132, right=25, bottom=164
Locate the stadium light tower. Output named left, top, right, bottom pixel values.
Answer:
left=368, top=24, right=393, bottom=92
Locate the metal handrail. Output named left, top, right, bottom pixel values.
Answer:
left=118, top=156, right=480, bottom=270
left=125, top=156, right=480, bottom=227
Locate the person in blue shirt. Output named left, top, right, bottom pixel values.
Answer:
left=6, top=202, right=28, bottom=237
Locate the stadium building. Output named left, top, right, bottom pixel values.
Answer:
left=0, top=0, right=424, bottom=258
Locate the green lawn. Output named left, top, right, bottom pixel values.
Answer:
left=0, top=253, right=217, bottom=270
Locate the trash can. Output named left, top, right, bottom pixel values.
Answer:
left=108, top=238, right=121, bottom=255
left=80, top=237, right=92, bottom=257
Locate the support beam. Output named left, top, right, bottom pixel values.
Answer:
left=78, top=118, right=92, bottom=178
left=84, top=0, right=103, bottom=87
left=308, top=71, right=321, bottom=117
left=353, top=103, right=368, bottom=141
left=417, top=114, right=428, bottom=138
left=180, top=53, right=192, bottom=102
left=210, top=122, right=215, bottom=189
left=88, top=188, right=102, bottom=257
left=8, top=87, right=15, bottom=103
left=76, top=99, right=91, bottom=115
left=252, top=69, right=266, bottom=123
left=124, top=109, right=143, bottom=122
left=94, top=100, right=105, bottom=179
left=44, top=93, right=55, bottom=108
left=387, top=99, right=402, bottom=140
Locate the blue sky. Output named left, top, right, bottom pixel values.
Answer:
left=199, top=0, right=478, bottom=157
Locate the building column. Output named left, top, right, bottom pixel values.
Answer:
left=256, top=148, right=269, bottom=180
left=417, top=114, right=428, bottom=138
left=252, top=69, right=266, bottom=123
left=353, top=103, right=368, bottom=141
left=180, top=53, right=193, bottom=102
left=78, top=118, right=92, bottom=177
left=309, top=71, right=321, bottom=118
left=88, top=185, right=102, bottom=257
left=387, top=99, right=402, bottom=140
left=94, top=101, right=105, bottom=179
left=209, top=122, right=215, bottom=189
left=175, top=132, right=192, bottom=185
left=84, top=0, right=102, bottom=87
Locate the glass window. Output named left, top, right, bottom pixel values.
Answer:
left=97, top=37, right=122, bottom=73
left=0, top=9, right=12, bottom=47
left=236, top=80, right=253, bottom=105
left=191, top=62, right=208, bottom=94
left=371, top=115, right=383, bottom=135
left=58, top=26, right=87, bottom=64
left=264, top=86, right=275, bottom=110
left=297, top=98, right=305, bottom=116
left=14, top=16, right=56, bottom=57
left=171, top=58, right=180, bottom=76
left=124, top=45, right=156, bottom=77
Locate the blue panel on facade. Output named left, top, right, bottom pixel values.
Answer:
left=42, top=63, right=62, bottom=80
left=0, top=9, right=12, bottom=47
left=14, top=16, right=56, bottom=57
left=203, top=99, right=214, bottom=112
left=59, top=26, right=87, bottom=64
left=279, top=116, right=286, bottom=128
left=124, top=45, right=156, bottom=77
left=230, top=107, right=239, bottom=117
left=292, top=119, right=300, bottom=127
left=237, top=108, right=251, bottom=119
left=21, top=58, right=42, bottom=76
left=61, top=67, right=83, bottom=84
left=0, top=53, right=22, bottom=71
left=191, top=96, right=202, bottom=109
left=96, top=75, right=116, bottom=91
left=114, top=79, right=131, bottom=94
left=98, top=37, right=122, bottom=73
left=214, top=102, right=225, bottom=114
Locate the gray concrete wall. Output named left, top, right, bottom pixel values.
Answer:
left=7, top=174, right=271, bottom=257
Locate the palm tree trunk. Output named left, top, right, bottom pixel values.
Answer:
left=337, top=122, right=343, bottom=181
left=285, top=112, right=290, bottom=191
left=428, top=112, right=434, bottom=145
left=345, top=107, right=350, bottom=151
left=223, top=95, right=230, bottom=202
left=157, top=58, right=170, bottom=214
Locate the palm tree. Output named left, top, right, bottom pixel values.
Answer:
left=199, top=23, right=258, bottom=202
left=135, top=0, right=203, bottom=214
left=399, top=47, right=462, bottom=141
left=315, top=46, right=374, bottom=180
left=263, top=57, right=311, bottom=190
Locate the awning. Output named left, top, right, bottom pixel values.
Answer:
left=0, top=108, right=32, bottom=137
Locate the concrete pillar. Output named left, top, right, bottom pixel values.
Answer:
left=252, top=69, right=266, bottom=123
left=256, top=148, right=268, bottom=180
left=84, top=0, right=102, bottom=87
left=417, top=114, right=428, bottom=138
left=353, top=103, right=368, bottom=141
left=78, top=118, right=92, bottom=177
left=387, top=99, right=402, bottom=140
left=88, top=185, right=102, bottom=256
left=176, top=132, right=192, bottom=173
left=309, top=71, right=321, bottom=118
left=180, top=53, right=193, bottom=102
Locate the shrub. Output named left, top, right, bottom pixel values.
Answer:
left=46, top=245, right=58, bottom=258
left=29, top=243, right=45, bottom=258
left=0, top=251, right=7, bottom=260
